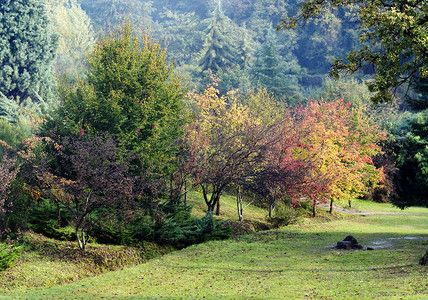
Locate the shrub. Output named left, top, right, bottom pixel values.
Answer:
left=154, top=211, right=232, bottom=248
left=267, top=201, right=302, bottom=228
left=0, top=243, right=21, bottom=271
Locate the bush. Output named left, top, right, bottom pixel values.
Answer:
left=268, top=201, right=302, bottom=228
left=154, top=211, right=232, bottom=248
left=0, top=243, right=21, bottom=271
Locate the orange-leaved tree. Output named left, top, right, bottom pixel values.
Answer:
left=290, top=99, right=385, bottom=216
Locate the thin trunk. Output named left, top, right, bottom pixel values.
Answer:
left=216, top=196, right=221, bottom=216
left=76, top=226, right=84, bottom=250
left=184, top=179, right=187, bottom=206
left=312, top=200, right=317, bottom=217
left=269, top=195, right=276, bottom=219
left=348, top=199, right=352, bottom=208
left=57, top=202, right=61, bottom=227
left=237, top=187, right=243, bottom=222
left=329, top=199, right=334, bottom=214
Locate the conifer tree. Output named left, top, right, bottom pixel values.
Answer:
left=0, top=0, right=58, bottom=119
left=249, top=27, right=300, bottom=101
left=199, top=0, right=235, bottom=74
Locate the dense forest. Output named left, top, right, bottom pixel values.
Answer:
left=0, top=0, right=427, bottom=261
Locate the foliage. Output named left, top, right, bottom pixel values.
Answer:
left=185, top=80, right=275, bottom=213
left=0, top=147, right=20, bottom=239
left=279, top=0, right=428, bottom=103
left=290, top=99, right=385, bottom=214
left=44, top=23, right=186, bottom=175
left=0, top=243, right=21, bottom=272
left=267, top=199, right=302, bottom=228
left=46, top=0, right=95, bottom=82
left=79, top=0, right=156, bottom=33
left=0, top=0, right=58, bottom=120
left=249, top=26, right=301, bottom=101
left=199, top=1, right=235, bottom=74
left=406, top=76, right=428, bottom=111
left=392, top=110, right=428, bottom=208
left=23, top=135, right=135, bottom=250
left=0, top=118, right=32, bottom=152
left=154, top=211, right=232, bottom=248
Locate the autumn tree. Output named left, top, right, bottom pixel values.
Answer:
left=24, top=135, right=134, bottom=250
left=0, top=142, right=19, bottom=239
left=185, top=82, right=275, bottom=214
left=278, top=0, right=428, bottom=103
left=290, top=99, right=385, bottom=216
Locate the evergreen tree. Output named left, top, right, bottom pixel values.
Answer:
left=44, top=23, right=186, bottom=175
left=249, top=26, right=300, bottom=101
left=199, top=0, right=235, bottom=74
left=406, top=77, right=428, bottom=111
left=0, top=0, right=58, bottom=119
left=79, top=0, right=155, bottom=33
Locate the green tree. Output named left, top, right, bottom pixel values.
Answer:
left=44, top=23, right=186, bottom=174
left=46, top=0, right=95, bottom=82
left=249, top=26, right=301, bottom=101
left=278, top=0, right=428, bottom=103
left=0, top=0, right=58, bottom=119
left=199, top=1, right=235, bottom=74
left=79, top=0, right=156, bottom=33
left=406, top=76, right=428, bottom=111
left=391, top=110, right=428, bottom=209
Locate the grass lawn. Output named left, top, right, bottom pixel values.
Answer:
left=1, top=199, right=427, bottom=299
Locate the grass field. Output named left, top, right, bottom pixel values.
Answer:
left=1, top=199, right=427, bottom=299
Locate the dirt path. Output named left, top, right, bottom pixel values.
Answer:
left=318, top=203, right=409, bottom=215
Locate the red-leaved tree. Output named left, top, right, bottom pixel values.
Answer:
left=24, top=135, right=135, bottom=250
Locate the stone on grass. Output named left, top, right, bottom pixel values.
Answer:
left=334, top=235, right=373, bottom=250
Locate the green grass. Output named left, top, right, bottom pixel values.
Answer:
left=1, top=197, right=427, bottom=299
left=187, top=190, right=268, bottom=223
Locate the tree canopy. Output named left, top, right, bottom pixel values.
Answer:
left=278, top=0, right=428, bottom=103
left=0, top=0, right=58, bottom=120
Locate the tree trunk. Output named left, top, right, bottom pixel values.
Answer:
left=329, top=199, right=334, bottom=214
left=269, top=203, right=275, bottom=219
left=269, top=195, right=276, bottom=219
left=237, top=188, right=243, bottom=221
left=184, top=179, right=187, bottom=206
left=312, top=200, right=317, bottom=217
left=215, top=197, right=221, bottom=216
left=57, top=202, right=61, bottom=227
left=76, top=227, right=86, bottom=251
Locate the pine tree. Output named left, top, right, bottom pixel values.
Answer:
left=249, top=26, right=300, bottom=101
left=199, top=0, right=235, bottom=74
left=0, top=0, right=58, bottom=119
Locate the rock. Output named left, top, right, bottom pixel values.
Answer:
left=334, top=235, right=368, bottom=250
left=335, top=241, right=353, bottom=250
left=420, top=244, right=428, bottom=266
left=343, top=235, right=359, bottom=247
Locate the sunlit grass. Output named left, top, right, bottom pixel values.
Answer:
left=2, top=200, right=427, bottom=299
